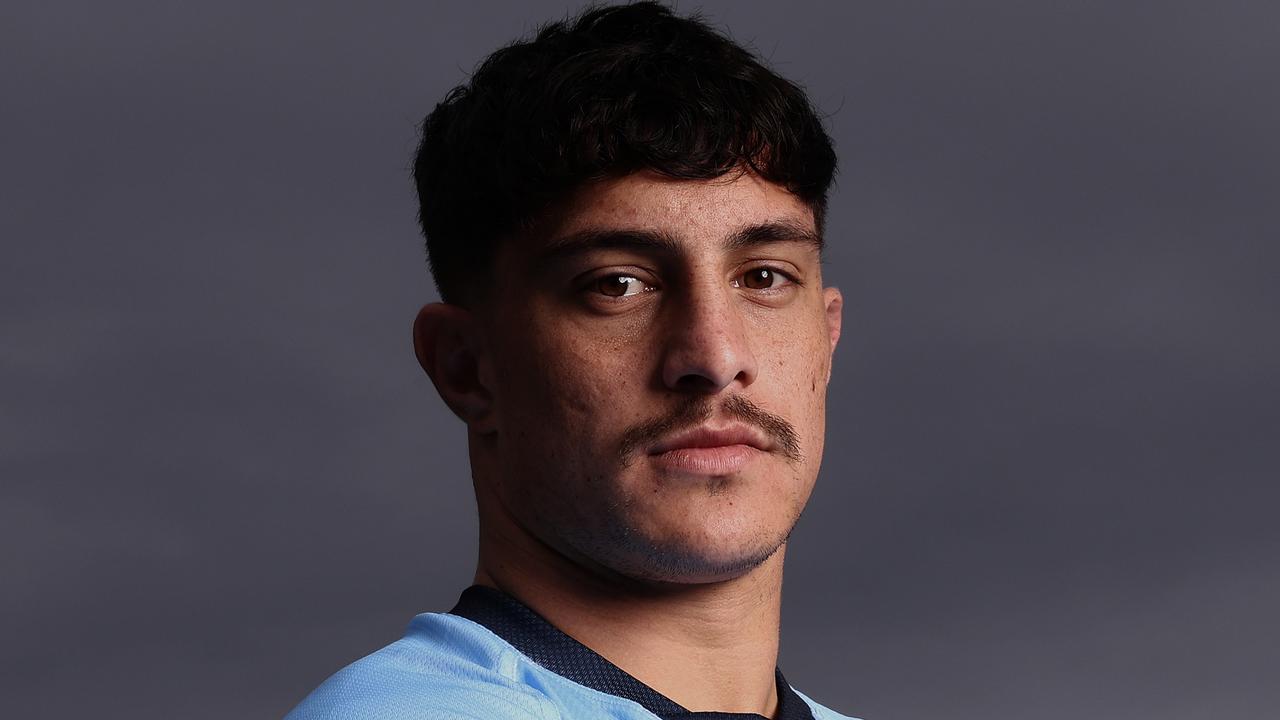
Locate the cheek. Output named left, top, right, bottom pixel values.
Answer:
left=757, top=308, right=833, bottom=393
left=753, top=309, right=832, bottom=454
left=492, top=316, right=645, bottom=456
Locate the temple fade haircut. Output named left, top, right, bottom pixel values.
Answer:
left=413, top=1, right=837, bottom=304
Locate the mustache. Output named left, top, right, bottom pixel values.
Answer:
left=618, top=395, right=802, bottom=464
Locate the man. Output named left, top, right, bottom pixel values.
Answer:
left=287, top=3, right=854, bottom=718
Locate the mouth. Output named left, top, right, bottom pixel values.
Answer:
left=647, top=425, right=771, bottom=476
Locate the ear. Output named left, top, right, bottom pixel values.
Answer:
left=413, top=303, right=497, bottom=432
left=823, top=286, right=843, bottom=353
left=822, top=287, right=843, bottom=382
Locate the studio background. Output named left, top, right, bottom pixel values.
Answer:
left=3, top=1, right=1276, bottom=718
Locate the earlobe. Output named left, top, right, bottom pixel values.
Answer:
left=412, top=303, right=496, bottom=431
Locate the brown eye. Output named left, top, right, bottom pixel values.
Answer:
left=595, top=274, right=647, bottom=297
left=741, top=268, right=777, bottom=290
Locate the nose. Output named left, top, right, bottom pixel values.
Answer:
left=660, top=282, right=758, bottom=394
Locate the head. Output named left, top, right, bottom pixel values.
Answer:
left=413, top=2, right=842, bottom=585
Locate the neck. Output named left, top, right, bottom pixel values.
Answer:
left=474, top=504, right=786, bottom=717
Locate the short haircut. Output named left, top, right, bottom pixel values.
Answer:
left=413, top=1, right=838, bottom=304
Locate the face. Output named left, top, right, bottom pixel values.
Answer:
left=474, top=169, right=842, bottom=584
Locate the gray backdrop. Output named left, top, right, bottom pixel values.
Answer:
left=3, top=1, right=1277, bottom=718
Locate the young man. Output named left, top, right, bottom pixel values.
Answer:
left=287, top=3, right=854, bottom=718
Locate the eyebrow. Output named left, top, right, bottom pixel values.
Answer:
left=537, top=220, right=823, bottom=264
left=725, top=220, right=823, bottom=252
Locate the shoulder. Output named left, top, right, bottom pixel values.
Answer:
left=284, top=613, right=559, bottom=720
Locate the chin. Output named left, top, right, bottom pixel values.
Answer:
left=580, top=469, right=804, bottom=584
left=623, top=541, right=785, bottom=585
left=591, top=514, right=792, bottom=585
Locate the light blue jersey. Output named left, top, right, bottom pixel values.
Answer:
left=287, top=587, right=859, bottom=720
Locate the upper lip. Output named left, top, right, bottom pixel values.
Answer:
left=649, top=424, right=772, bottom=455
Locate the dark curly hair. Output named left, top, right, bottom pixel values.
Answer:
left=413, top=1, right=837, bottom=304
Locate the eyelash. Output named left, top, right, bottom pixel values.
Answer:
left=730, top=266, right=800, bottom=292
left=582, top=266, right=801, bottom=300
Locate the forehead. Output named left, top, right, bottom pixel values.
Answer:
left=542, top=169, right=816, bottom=244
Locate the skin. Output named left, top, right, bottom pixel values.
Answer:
left=414, top=168, right=842, bottom=716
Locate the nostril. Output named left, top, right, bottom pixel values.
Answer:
left=674, top=373, right=720, bottom=394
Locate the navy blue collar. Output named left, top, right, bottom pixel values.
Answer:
left=450, top=585, right=814, bottom=720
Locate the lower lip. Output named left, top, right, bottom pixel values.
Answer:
left=649, top=444, right=762, bottom=476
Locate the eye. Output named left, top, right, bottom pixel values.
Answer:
left=592, top=274, right=652, bottom=298
left=732, top=267, right=793, bottom=291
